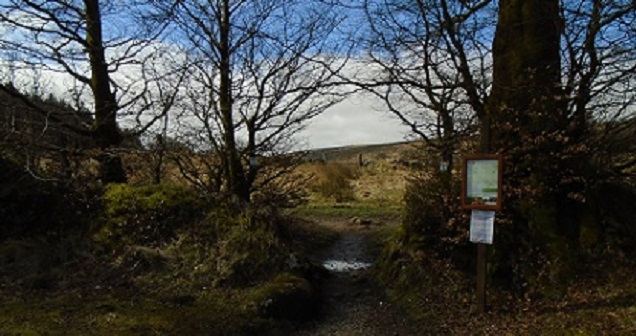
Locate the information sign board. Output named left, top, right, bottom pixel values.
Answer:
left=462, top=155, right=502, bottom=211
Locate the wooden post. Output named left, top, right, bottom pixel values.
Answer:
left=476, top=243, right=487, bottom=313
left=478, top=113, right=491, bottom=314
left=462, top=155, right=500, bottom=314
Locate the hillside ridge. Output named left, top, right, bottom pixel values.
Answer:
left=302, top=140, right=420, bottom=162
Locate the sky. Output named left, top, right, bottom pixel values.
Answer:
left=0, top=59, right=411, bottom=150
left=4, top=1, right=634, bottom=151
left=297, top=92, right=409, bottom=149
left=0, top=0, right=416, bottom=151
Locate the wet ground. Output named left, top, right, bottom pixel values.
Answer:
left=293, top=218, right=418, bottom=336
left=321, top=233, right=373, bottom=272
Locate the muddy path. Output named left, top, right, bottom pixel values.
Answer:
left=293, top=218, right=419, bottom=336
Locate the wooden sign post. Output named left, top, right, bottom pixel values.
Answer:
left=461, top=155, right=503, bottom=313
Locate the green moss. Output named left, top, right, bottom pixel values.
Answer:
left=96, top=183, right=207, bottom=246
left=247, top=272, right=316, bottom=320
left=216, top=216, right=287, bottom=286
left=103, top=184, right=203, bottom=213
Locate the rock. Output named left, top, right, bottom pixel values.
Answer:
left=349, top=217, right=373, bottom=227
left=253, top=273, right=319, bottom=321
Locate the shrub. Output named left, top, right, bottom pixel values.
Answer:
left=156, top=201, right=295, bottom=288
left=588, top=181, right=636, bottom=253
left=97, top=183, right=207, bottom=247
left=213, top=205, right=289, bottom=286
left=215, top=222, right=287, bottom=286
left=308, top=162, right=359, bottom=202
left=402, top=172, right=467, bottom=252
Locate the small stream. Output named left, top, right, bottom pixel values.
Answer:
left=322, top=259, right=372, bottom=272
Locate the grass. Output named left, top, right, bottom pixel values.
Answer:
left=0, top=284, right=297, bottom=335
left=296, top=144, right=410, bottom=220
left=297, top=164, right=406, bottom=220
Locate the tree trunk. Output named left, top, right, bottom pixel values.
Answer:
left=487, top=0, right=562, bottom=150
left=85, top=0, right=126, bottom=183
left=486, top=0, right=576, bottom=294
left=219, top=0, right=249, bottom=202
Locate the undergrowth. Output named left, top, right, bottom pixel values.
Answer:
left=375, top=166, right=636, bottom=334
left=0, top=180, right=322, bottom=334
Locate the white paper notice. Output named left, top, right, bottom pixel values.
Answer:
left=470, top=210, right=495, bottom=244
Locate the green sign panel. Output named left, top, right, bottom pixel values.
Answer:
left=462, top=155, right=502, bottom=211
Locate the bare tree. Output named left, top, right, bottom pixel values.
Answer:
left=353, top=0, right=635, bottom=174
left=561, top=1, right=636, bottom=180
left=0, top=0, right=176, bottom=183
left=345, top=0, right=495, bottom=170
left=348, top=0, right=636, bottom=290
left=151, top=0, right=349, bottom=201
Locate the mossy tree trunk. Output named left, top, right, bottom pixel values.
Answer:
left=486, top=0, right=580, bottom=294
left=487, top=0, right=563, bottom=150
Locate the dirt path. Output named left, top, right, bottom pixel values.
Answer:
left=293, top=218, right=419, bottom=336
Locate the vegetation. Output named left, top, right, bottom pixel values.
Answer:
left=97, top=183, right=206, bottom=246
left=307, top=162, right=359, bottom=203
left=1, top=0, right=636, bottom=334
left=358, top=0, right=636, bottom=301
left=0, top=150, right=326, bottom=333
left=0, top=1, right=163, bottom=183
left=376, top=226, right=636, bottom=334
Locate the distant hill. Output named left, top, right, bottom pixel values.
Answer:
left=302, top=141, right=424, bottom=163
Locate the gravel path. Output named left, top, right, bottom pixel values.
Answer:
left=293, top=219, right=419, bottom=336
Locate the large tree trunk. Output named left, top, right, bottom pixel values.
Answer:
left=486, top=0, right=577, bottom=295
left=487, top=0, right=562, bottom=150
left=85, top=0, right=126, bottom=183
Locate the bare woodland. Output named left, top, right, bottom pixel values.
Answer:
left=0, top=0, right=636, bottom=333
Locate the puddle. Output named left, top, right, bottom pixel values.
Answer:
left=322, top=259, right=373, bottom=272
left=320, top=232, right=374, bottom=272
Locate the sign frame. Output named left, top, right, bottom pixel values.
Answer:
left=461, top=154, right=503, bottom=211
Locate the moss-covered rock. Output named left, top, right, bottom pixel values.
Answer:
left=249, top=272, right=318, bottom=321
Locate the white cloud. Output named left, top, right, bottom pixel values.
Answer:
left=296, top=91, right=409, bottom=149
left=1, top=48, right=412, bottom=151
